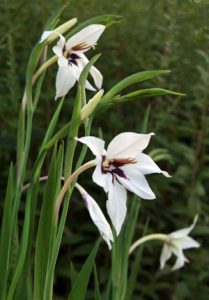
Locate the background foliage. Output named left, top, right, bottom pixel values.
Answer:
left=0, top=0, right=209, bottom=299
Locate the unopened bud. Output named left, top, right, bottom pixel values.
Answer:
left=81, top=89, right=104, bottom=122
left=40, top=18, right=77, bottom=43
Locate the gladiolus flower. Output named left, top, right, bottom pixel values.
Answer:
left=76, top=183, right=113, bottom=249
left=52, top=24, right=105, bottom=99
left=160, top=215, right=200, bottom=271
left=76, top=132, right=169, bottom=235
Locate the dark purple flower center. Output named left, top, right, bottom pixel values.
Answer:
left=66, top=52, right=80, bottom=66
left=101, top=156, right=136, bottom=179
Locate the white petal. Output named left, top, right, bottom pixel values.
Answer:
left=79, top=53, right=103, bottom=89
left=169, top=215, right=199, bottom=239
left=55, top=66, right=77, bottom=99
left=106, top=132, right=155, bottom=159
left=66, top=24, right=105, bottom=52
left=92, top=161, right=113, bottom=192
left=106, top=180, right=127, bottom=235
left=71, top=62, right=83, bottom=80
left=160, top=244, right=172, bottom=269
left=117, top=165, right=156, bottom=200
left=53, top=45, right=63, bottom=58
left=58, top=56, right=68, bottom=67
left=69, top=61, right=95, bottom=92
left=53, top=35, right=66, bottom=56
left=85, top=80, right=97, bottom=91
left=135, top=153, right=169, bottom=177
left=40, top=30, right=53, bottom=43
left=90, top=65, right=103, bottom=89
left=177, top=236, right=200, bottom=250
left=171, top=246, right=188, bottom=271
left=76, top=136, right=105, bottom=157
left=75, top=54, right=100, bottom=91
left=76, top=183, right=113, bottom=249
left=57, top=34, right=66, bottom=49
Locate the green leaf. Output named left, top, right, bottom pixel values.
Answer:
left=101, top=70, right=171, bottom=103
left=111, top=88, right=185, bottom=103
left=126, top=219, right=149, bottom=299
left=34, top=144, right=63, bottom=299
left=141, top=105, right=151, bottom=133
left=43, top=2, right=70, bottom=31
left=42, top=121, right=70, bottom=151
left=68, top=239, right=101, bottom=300
left=7, top=181, right=39, bottom=300
left=33, top=98, right=64, bottom=182
left=64, top=86, right=82, bottom=177
left=94, top=265, right=102, bottom=300
left=0, top=165, right=14, bottom=300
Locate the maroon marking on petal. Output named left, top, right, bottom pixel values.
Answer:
left=72, top=42, right=91, bottom=51
left=112, top=167, right=127, bottom=179
left=112, top=158, right=137, bottom=167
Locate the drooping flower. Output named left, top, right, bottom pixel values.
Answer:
left=76, top=183, right=113, bottom=249
left=76, top=132, right=170, bottom=235
left=52, top=24, right=105, bottom=99
left=160, top=215, right=200, bottom=271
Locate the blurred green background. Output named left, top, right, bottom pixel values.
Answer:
left=0, top=0, right=209, bottom=299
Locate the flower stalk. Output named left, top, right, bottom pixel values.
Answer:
left=56, top=159, right=96, bottom=215
left=129, top=233, right=167, bottom=255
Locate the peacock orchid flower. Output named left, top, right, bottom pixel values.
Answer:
left=76, top=132, right=170, bottom=235
left=76, top=183, right=113, bottom=249
left=52, top=24, right=105, bottom=99
left=160, top=215, right=200, bottom=271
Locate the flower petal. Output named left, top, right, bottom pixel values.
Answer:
left=76, top=183, right=113, bottom=249
left=75, top=54, right=101, bottom=91
left=171, top=246, right=188, bottom=271
left=58, top=56, right=68, bottom=67
left=40, top=30, right=53, bottom=43
left=90, top=65, right=103, bottom=89
left=79, top=52, right=103, bottom=89
left=92, top=161, right=113, bottom=192
left=55, top=66, right=77, bottom=99
left=53, top=35, right=66, bottom=56
left=117, top=165, right=156, bottom=199
left=106, top=132, right=154, bottom=159
left=134, top=153, right=170, bottom=177
left=160, top=244, right=172, bottom=270
left=85, top=80, right=97, bottom=91
left=169, top=215, right=199, bottom=239
left=69, top=60, right=95, bottom=91
left=106, top=180, right=127, bottom=235
left=66, top=24, right=105, bottom=52
left=176, top=236, right=200, bottom=250
left=76, top=136, right=105, bottom=157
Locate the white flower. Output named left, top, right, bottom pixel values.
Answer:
left=160, top=215, right=200, bottom=271
left=76, top=183, right=113, bottom=249
left=76, top=132, right=169, bottom=235
left=52, top=24, right=105, bottom=99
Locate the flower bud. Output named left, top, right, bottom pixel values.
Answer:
left=40, top=18, right=77, bottom=43
left=81, top=89, right=104, bottom=122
